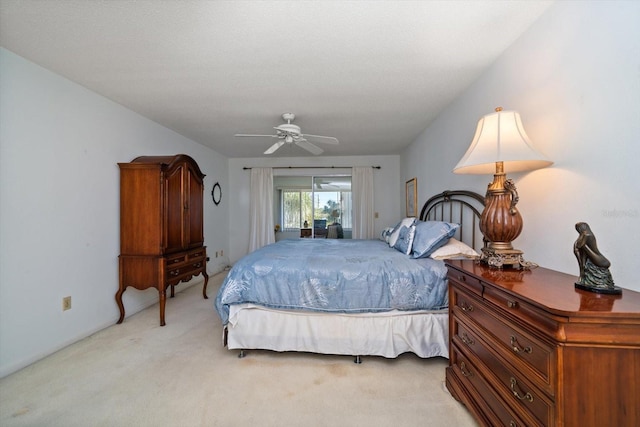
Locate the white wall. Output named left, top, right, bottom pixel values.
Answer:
left=228, top=155, right=401, bottom=264
left=401, top=1, right=640, bottom=291
left=0, top=49, right=229, bottom=377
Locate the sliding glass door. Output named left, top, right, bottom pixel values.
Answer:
left=312, top=176, right=351, bottom=237
left=275, top=175, right=352, bottom=239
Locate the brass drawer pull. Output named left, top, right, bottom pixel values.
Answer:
left=460, top=301, right=474, bottom=312
left=192, top=262, right=201, bottom=268
left=510, top=335, right=532, bottom=354
left=459, top=361, right=473, bottom=377
left=510, top=377, right=534, bottom=402
left=460, top=332, right=475, bottom=346
left=172, top=259, right=181, bottom=264
left=169, top=269, right=180, bottom=276
left=510, top=421, right=518, bottom=427
left=507, top=300, right=518, bottom=309
left=457, top=275, right=466, bottom=282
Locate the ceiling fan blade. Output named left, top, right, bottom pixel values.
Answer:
left=264, top=140, right=285, bottom=154
left=295, top=139, right=323, bottom=155
left=301, top=134, right=339, bottom=144
left=234, top=134, right=278, bottom=138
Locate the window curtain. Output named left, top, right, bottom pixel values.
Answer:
left=351, top=166, right=374, bottom=239
left=248, top=167, right=275, bottom=252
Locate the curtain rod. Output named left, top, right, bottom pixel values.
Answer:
left=243, top=166, right=381, bottom=170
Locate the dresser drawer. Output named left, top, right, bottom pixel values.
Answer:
left=483, top=285, right=561, bottom=337
left=447, top=266, right=483, bottom=297
left=451, top=345, right=531, bottom=427
left=453, top=316, right=554, bottom=425
left=451, top=285, right=554, bottom=393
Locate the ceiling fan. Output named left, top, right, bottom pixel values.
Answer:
left=315, top=178, right=346, bottom=190
left=234, top=113, right=339, bottom=155
left=315, top=179, right=337, bottom=190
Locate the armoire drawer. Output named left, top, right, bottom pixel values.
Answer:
left=451, top=345, right=531, bottom=427
left=452, top=317, right=554, bottom=425
left=189, top=260, right=204, bottom=270
left=166, top=253, right=187, bottom=266
left=188, top=248, right=206, bottom=260
left=451, top=285, right=554, bottom=390
left=167, top=261, right=203, bottom=279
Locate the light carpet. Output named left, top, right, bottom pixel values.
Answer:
left=0, top=272, right=477, bottom=427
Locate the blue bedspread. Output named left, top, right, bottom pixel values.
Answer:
left=214, top=239, right=449, bottom=324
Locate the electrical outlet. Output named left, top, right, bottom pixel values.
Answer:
left=374, top=212, right=379, bottom=219
left=62, top=296, right=72, bottom=311
left=215, top=251, right=219, bottom=258
left=220, top=250, right=223, bottom=256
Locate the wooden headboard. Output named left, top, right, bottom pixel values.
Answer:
left=419, top=190, right=486, bottom=251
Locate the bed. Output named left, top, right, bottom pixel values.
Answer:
left=215, top=190, right=485, bottom=362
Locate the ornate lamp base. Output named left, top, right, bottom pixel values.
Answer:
left=480, top=247, right=537, bottom=269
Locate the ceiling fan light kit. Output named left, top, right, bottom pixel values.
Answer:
left=234, top=113, right=339, bottom=155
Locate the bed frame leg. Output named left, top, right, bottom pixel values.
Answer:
left=354, top=355, right=362, bottom=364
left=238, top=350, right=246, bottom=359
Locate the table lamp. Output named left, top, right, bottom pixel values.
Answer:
left=331, top=209, right=340, bottom=224
left=453, top=107, right=553, bottom=268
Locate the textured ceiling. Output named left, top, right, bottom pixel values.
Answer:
left=0, top=1, right=553, bottom=158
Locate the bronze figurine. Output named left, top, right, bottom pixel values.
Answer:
left=573, top=222, right=621, bottom=294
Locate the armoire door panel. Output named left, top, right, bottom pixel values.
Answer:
left=165, top=165, right=186, bottom=252
left=188, top=169, right=204, bottom=247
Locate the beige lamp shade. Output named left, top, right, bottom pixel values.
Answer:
left=453, top=109, right=553, bottom=174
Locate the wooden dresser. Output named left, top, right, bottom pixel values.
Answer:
left=117, top=154, right=209, bottom=326
left=445, top=260, right=640, bottom=427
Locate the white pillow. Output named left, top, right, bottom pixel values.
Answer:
left=429, top=238, right=480, bottom=260
left=387, top=218, right=416, bottom=247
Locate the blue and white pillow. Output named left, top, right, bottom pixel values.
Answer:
left=392, top=224, right=416, bottom=255
left=411, top=221, right=460, bottom=258
left=380, top=227, right=394, bottom=243
left=388, top=217, right=416, bottom=248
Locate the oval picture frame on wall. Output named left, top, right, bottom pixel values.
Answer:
left=211, top=182, right=222, bottom=205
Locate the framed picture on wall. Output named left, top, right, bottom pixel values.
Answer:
left=406, top=177, right=417, bottom=217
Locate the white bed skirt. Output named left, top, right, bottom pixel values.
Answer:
left=225, top=304, right=449, bottom=359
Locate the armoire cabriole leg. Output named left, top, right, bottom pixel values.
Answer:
left=159, top=288, right=166, bottom=327
left=238, top=350, right=246, bottom=358
left=202, top=270, right=210, bottom=299
left=115, top=288, right=126, bottom=324
left=354, top=355, right=362, bottom=364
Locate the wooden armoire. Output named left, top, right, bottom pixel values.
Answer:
left=116, top=154, right=209, bottom=326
